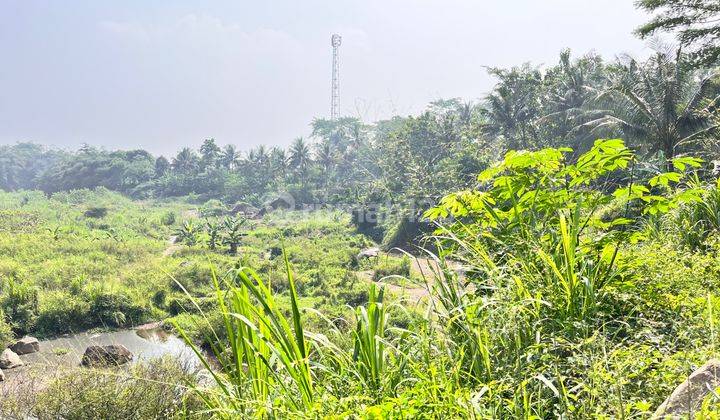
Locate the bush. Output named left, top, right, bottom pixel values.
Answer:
left=83, top=206, right=108, bottom=218
left=152, top=289, right=167, bottom=307
left=159, top=211, right=176, bottom=226
left=35, top=291, right=91, bottom=334
left=17, top=358, right=202, bottom=419
left=199, top=199, right=225, bottom=217
left=0, top=311, right=13, bottom=349
left=373, top=256, right=411, bottom=281
left=85, top=288, right=147, bottom=327
left=0, top=278, right=39, bottom=334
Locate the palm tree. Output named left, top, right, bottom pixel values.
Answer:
left=315, top=140, right=336, bottom=173
left=220, top=144, right=240, bottom=170
left=482, top=65, right=543, bottom=150
left=584, top=49, right=720, bottom=169
left=199, top=138, right=221, bottom=170
left=315, top=140, right=336, bottom=188
left=269, top=147, right=288, bottom=180
left=289, top=138, right=311, bottom=185
left=172, top=148, right=199, bottom=174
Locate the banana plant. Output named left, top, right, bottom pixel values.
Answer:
left=222, top=216, right=247, bottom=255
left=176, top=220, right=199, bottom=246
left=205, top=219, right=221, bottom=250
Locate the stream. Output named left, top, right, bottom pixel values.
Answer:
left=2, top=325, right=202, bottom=384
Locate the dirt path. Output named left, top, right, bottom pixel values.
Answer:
left=356, top=270, right=430, bottom=302
left=357, top=254, right=465, bottom=303
left=163, top=235, right=182, bottom=257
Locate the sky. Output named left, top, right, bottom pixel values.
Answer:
left=0, top=0, right=653, bottom=156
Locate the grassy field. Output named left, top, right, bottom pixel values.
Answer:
left=0, top=188, right=401, bottom=344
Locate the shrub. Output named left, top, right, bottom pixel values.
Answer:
left=160, top=211, right=176, bottom=226
left=199, top=199, right=226, bottom=217
left=83, top=206, right=108, bottom=218
left=0, top=277, right=39, bottom=334
left=373, top=256, right=411, bottom=281
left=0, top=310, right=13, bottom=349
left=152, top=289, right=167, bottom=307
left=36, top=290, right=91, bottom=334
left=85, top=288, right=147, bottom=327
left=24, top=358, right=202, bottom=419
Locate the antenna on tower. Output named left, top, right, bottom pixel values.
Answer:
left=330, top=34, right=341, bottom=120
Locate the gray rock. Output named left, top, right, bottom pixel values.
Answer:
left=227, top=202, right=258, bottom=216
left=10, top=336, right=39, bottom=355
left=81, top=344, right=134, bottom=367
left=0, top=368, right=4, bottom=381
left=654, top=359, right=720, bottom=418
left=0, top=349, right=23, bottom=369
left=357, top=247, right=380, bottom=260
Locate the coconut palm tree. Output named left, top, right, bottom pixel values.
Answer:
left=584, top=49, right=720, bottom=169
left=220, top=144, right=240, bottom=170
left=289, top=137, right=311, bottom=185
left=482, top=64, right=543, bottom=150
left=172, top=148, right=199, bottom=174
left=269, top=147, right=288, bottom=180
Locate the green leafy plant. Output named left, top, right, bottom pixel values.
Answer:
left=352, top=284, right=389, bottom=398
left=173, top=249, right=314, bottom=416
left=176, top=220, right=200, bottom=246
left=205, top=219, right=221, bottom=250
left=222, top=216, right=247, bottom=255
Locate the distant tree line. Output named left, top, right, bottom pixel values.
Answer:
left=3, top=46, right=720, bottom=243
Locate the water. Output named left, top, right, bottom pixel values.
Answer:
left=2, top=326, right=202, bottom=382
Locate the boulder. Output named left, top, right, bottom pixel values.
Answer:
left=81, top=345, right=134, bottom=367
left=228, top=202, right=259, bottom=216
left=654, top=359, right=720, bottom=418
left=0, top=349, right=23, bottom=369
left=357, top=247, right=380, bottom=260
left=10, top=336, right=39, bottom=355
left=0, top=368, right=4, bottom=382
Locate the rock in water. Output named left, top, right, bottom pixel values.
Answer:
left=9, top=336, right=39, bottom=355
left=654, top=359, right=720, bottom=418
left=0, top=349, right=23, bottom=369
left=81, top=345, right=134, bottom=367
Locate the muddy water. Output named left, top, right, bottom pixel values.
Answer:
left=2, top=326, right=201, bottom=382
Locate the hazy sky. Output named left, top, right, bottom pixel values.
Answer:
left=0, top=0, right=652, bottom=155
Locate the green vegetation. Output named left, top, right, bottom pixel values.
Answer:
left=5, top=2, right=720, bottom=416
left=0, top=189, right=374, bottom=342
left=1, top=358, right=202, bottom=419
left=159, top=140, right=720, bottom=417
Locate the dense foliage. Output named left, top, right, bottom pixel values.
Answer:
left=5, top=3, right=720, bottom=416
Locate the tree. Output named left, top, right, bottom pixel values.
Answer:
left=37, top=148, right=154, bottom=195
left=154, top=156, right=170, bottom=178
left=0, top=143, right=67, bottom=191
left=540, top=50, right=608, bottom=152
left=222, top=216, right=247, bottom=255
left=482, top=64, right=543, bottom=150
left=172, top=148, right=199, bottom=174
left=637, top=0, right=720, bottom=67
left=199, top=138, right=221, bottom=170
left=315, top=140, right=336, bottom=174
left=220, top=145, right=240, bottom=170
left=583, top=49, right=720, bottom=169
left=289, top=138, right=311, bottom=185
left=269, top=147, right=288, bottom=180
